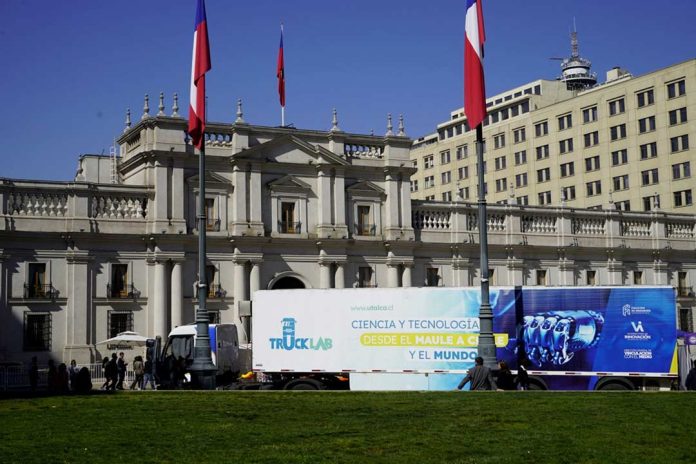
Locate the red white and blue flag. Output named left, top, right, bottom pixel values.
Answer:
left=277, top=25, right=286, bottom=108
left=189, top=0, right=211, bottom=149
left=464, top=0, right=486, bottom=129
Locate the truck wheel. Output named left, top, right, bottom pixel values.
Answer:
left=596, top=378, right=634, bottom=391
left=284, top=378, right=323, bottom=390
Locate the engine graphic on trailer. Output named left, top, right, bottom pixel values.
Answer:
left=521, top=310, right=604, bottom=366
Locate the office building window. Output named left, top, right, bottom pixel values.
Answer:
left=561, top=185, right=576, bottom=201
left=583, top=131, right=599, bottom=147
left=672, top=161, right=691, bottom=180
left=674, top=190, right=693, bottom=208
left=513, top=127, right=526, bottom=143
left=608, top=98, right=625, bottom=115
left=514, top=150, right=527, bottom=165
left=441, top=171, right=451, bottom=185
left=641, top=168, right=659, bottom=186
left=456, top=144, right=468, bottom=160
left=424, top=176, right=435, bottom=189
left=424, top=155, right=434, bottom=169
left=458, top=166, right=469, bottom=180
left=640, top=142, right=658, bottom=159
left=515, top=173, right=528, bottom=188
left=459, top=187, right=470, bottom=200
left=493, top=133, right=506, bottom=149
left=613, top=174, right=629, bottom=191
left=517, top=195, right=529, bottom=206
left=586, top=180, right=602, bottom=197
left=636, top=88, right=654, bottom=107
left=538, top=191, right=551, bottom=205
left=534, top=120, right=548, bottom=137
left=670, top=134, right=689, bottom=153
left=612, top=149, right=628, bottom=166
left=560, top=162, right=575, bottom=178
left=610, top=123, right=627, bottom=141
left=536, top=144, right=550, bottom=160
left=559, top=138, right=574, bottom=154
left=410, top=180, right=419, bottom=192
left=643, top=195, right=660, bottom=211
left=537, top=167, right=551, bottom=183
left=615, top=200, right=630, bottom=211
left=667, top=79, right=686, bottom=99
left=440, top=150, right=451, bottom=165
left=585, top=155, right=600, bottom=172
left=494, top=156, right=507, bottom=171
left=582, top=106, right=597, bottom=123
left=442, top=191, right=452, bottom=202
left=669, top=107, right=688, bottom=125
left=557, top=113, right=572, bottom=131
left=495, top=178, right=507, bottom=192
left=638, top=116, right=656, bottom=133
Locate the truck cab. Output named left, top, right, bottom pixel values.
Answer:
left=158, top=323, right=240, bottom=387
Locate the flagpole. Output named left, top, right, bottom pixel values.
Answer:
left=282, top=106, right=285, bottom=127
left=188, top=0, right=216, bottom=390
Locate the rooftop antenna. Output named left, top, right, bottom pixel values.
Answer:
left=550, top=19, right=597, bottom=91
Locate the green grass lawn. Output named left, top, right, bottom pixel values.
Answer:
left=1, top=391, right=693, bottom=464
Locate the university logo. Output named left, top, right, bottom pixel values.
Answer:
left=622, top=304, right=632, bottom=316
left=269, top=317, right=333, bottom=351
left=630, top=321, right=645, bottom=333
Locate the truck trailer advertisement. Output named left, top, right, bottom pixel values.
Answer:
left=252, top=286, right=677, bottom=390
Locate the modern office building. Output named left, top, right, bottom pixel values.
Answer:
left=410, top=57, right=696, bottom=214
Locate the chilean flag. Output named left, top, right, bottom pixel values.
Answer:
left=464, top=0, right=486, bottom=129
left=277, top=25, right=286, bottom=108
left=188, top=0, right=211, bottom=149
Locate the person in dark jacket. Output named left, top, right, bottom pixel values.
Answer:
left=116, top=352, right=127, bottom=390
left=496, top=361, right=516, bottom=390
left=105, top=353, right=118, bottom=391
left=516, top=357, right=530, bottom=390
left=686, top=364, right=696, bottom=391
left=457, top=357, right=496, bottom=391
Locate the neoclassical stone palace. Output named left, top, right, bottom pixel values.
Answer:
left=1, top=100, right=694, bottom=364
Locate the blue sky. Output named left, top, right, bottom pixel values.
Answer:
left=1, top=0, right=695, bottom=181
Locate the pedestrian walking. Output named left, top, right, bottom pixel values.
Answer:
left=456, top=357, right=496, bottom=391
left=68, top=359, right=79, bottom=391
left=496, top=361, right=516, bottom=391
left=142, top=354, right=156, bottom=390
left=130, top=356, right=144, bottom=390
left=116, top=352, right=127, bottom=390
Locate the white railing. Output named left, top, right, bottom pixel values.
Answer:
left=522, top=214, right=557, bottom=233
left=344, top=144, right=383, bottom=159
left=0, top=363, right=136, bottom=391
left=621, top=220, right=651, bottom=237
left=7, top=192, right=69, bottom=217
left=572, top=217, right=606, bottom=235
left=90, top=196, right=148, bottom=219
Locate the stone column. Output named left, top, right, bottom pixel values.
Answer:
left=170, top=261, right=183, bottom=328
left=317, top=167, right=332, bottom=236
left=319, top=263, right=331, bottom=289
left=63, top=251, right=94, bottom=364
left=384, top=169, right=400, bottom=236
left=250, top=261, right=261, bottom=297
left=402, top=264, right=412, bottom=288
left=230, top=164, right=248, bottom=235
left=335, top=263, right=345, bottom=289
left=153, top=259, right=168, bottom=338
left=386, top=260, right=399, bottom=288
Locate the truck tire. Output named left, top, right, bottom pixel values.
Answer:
left=596, top=377, right=634, bottom=391
left=284, top=378, right=323, bottom=390
left=527, top=376, right=547, bottom=390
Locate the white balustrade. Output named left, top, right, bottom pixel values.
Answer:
left=666, top=222, right=695, bottom=239
left=7, top=192, right=68, bottom=217
left=522, top=215, right=557, bottom=233
left=91, top=196, right=147, bottom=219
left=620, top=220, right=651, bottom=237
left=344, top=144, right=383, bottom=159
left=572, top=217, right=606, bottom=235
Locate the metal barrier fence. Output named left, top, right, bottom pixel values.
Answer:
left=0, top=364, right=136, bottom=391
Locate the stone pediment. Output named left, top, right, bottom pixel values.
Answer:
left=233, top=134, right=349, bottom=166
left=267, top=174, right=312, bottom=193
left=346, top=180, right=385, bottom=198
left=186, top=171, right=231, bottom=188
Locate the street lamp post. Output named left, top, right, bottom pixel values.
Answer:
left=475, top=124, right=497, bottom=369
left=189, top=142, right=217, bottom=389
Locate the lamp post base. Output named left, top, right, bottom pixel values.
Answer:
left=189, top=362, right=217, bottom=390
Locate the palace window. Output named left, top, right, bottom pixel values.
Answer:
left=108, top=311, right=133, bottom=338
left=24, top=313, right=51, bottom=351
